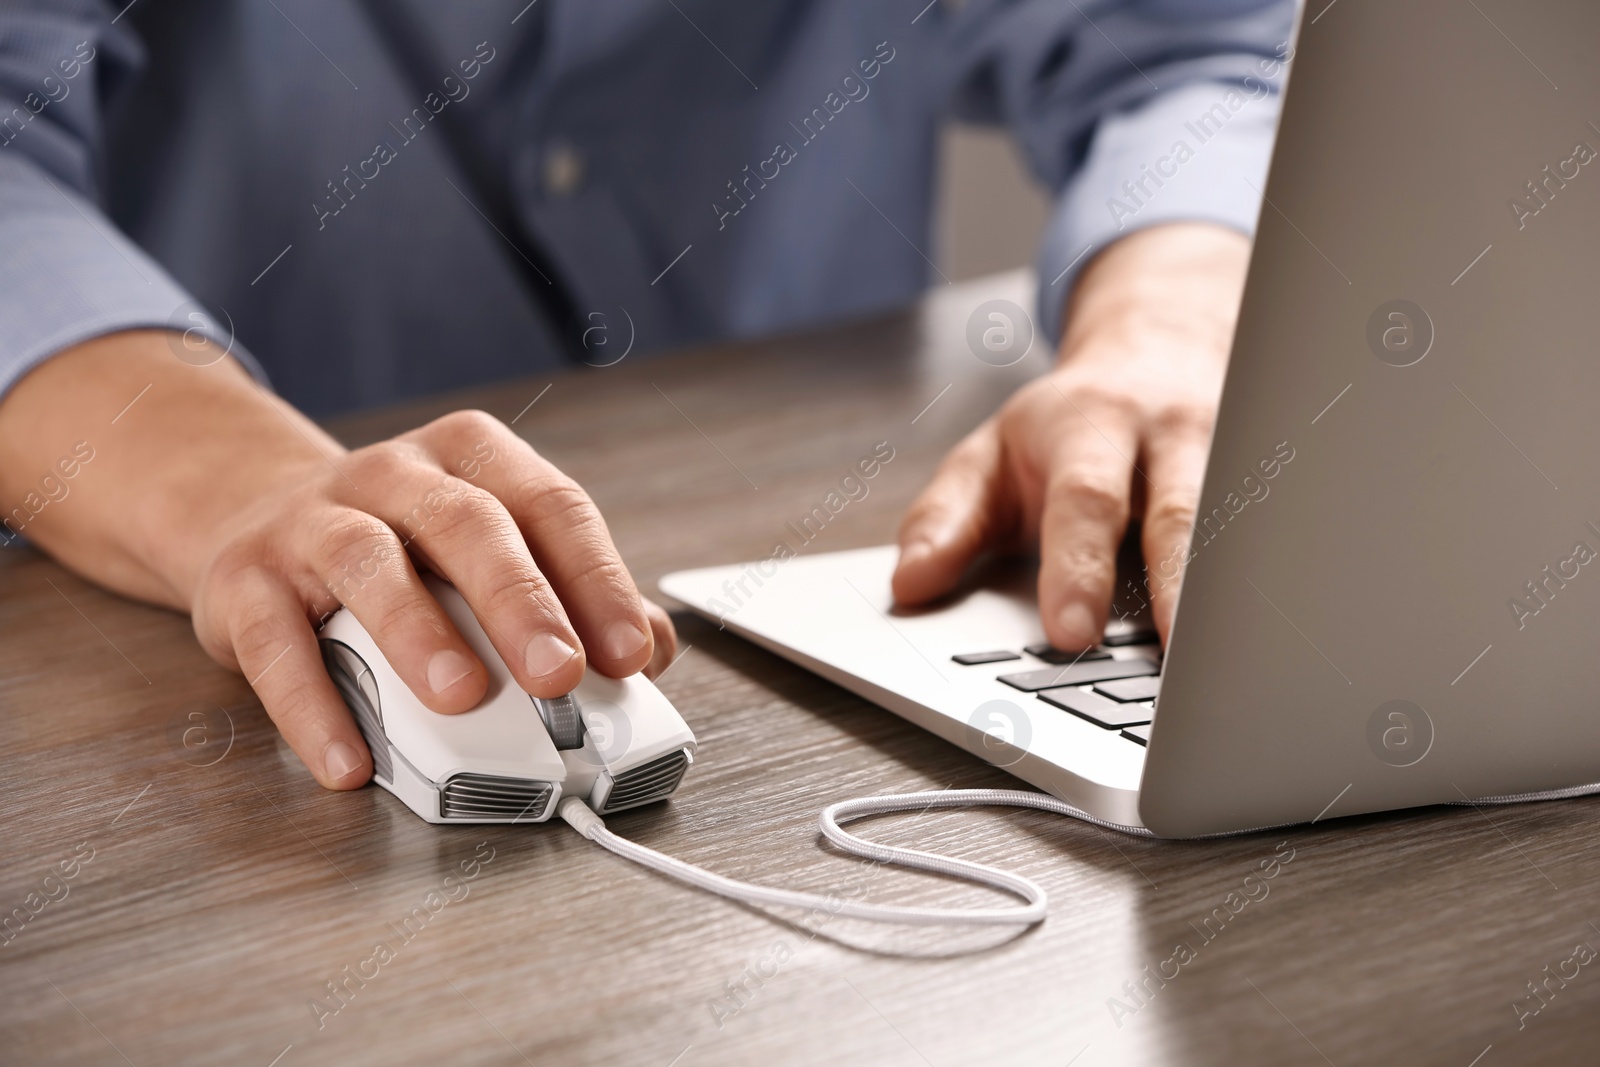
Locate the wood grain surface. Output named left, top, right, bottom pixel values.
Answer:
left=3, top=272, right=1598, bottom=1066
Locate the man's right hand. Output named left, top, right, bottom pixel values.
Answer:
left=893, top=223, right=1251, bottom=649
left=0, top=330, right=675, bottom=788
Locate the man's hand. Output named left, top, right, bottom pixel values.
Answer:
left=0, top=331, right=675, bottom=789
left=893, top=222, right=1251, bottom=649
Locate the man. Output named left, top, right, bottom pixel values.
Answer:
left=0, top=1, right=1293, bottom=789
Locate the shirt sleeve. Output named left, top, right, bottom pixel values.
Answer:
left=947, top=0, right=1299, bottom=343
left=0, top=3, right=259, bottom=403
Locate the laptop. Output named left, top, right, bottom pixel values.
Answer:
left=662, top=0, right=1600, bottom=837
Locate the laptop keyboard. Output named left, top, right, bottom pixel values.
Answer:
left=1095, top=674, right=1161, bottom=703
left=1036, top=685, right=1150, bottom=728
left=1121, top=723, right=1153, bottom=745
left=950, top=650, right=1021, bottom=666
left=997, top=657, right=1158, bottom=691
left=954, top=640, right=1160, bottom=747
left=1023, top=643, right=1112, bottom=664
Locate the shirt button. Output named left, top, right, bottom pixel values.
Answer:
left=543, top=143, right=584, bottom=196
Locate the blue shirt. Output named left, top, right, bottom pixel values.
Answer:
left=0, top=0, right=1294, bottom=416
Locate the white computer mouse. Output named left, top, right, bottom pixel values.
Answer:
left=318, top=576, right=695, bottom=824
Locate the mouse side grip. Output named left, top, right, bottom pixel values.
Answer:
left=321, top=639, right=393, bottom=783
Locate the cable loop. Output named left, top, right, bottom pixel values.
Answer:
left=560, top=789, right=1150, bottom=927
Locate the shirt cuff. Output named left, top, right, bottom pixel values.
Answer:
left=1035, top=79, right=1280, bottom=345
left=0, top=154, right=265, bottom=400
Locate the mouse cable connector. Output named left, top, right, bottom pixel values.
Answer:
left=558, top=788, right=1149, bottom=927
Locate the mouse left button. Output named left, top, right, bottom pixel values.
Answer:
left=320, top=639, right=391, bottom=781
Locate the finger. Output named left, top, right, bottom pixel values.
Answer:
left=1037, top=408, right=1139, bottom=651
left=344, top=453, right=587, bottom=700
left=1138, top=419, right=1213, bottom=644
left=225, top=568, right=372, bottom=789
left=640, top=596, right=679, bottom=680
left=427, top=412, right=653, bottom=679
left=892, top=420, right=1010, bottom=605
left=301, top=504, right=494, bottom=713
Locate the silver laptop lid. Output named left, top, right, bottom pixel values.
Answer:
left=1143, top=0, right=1600, bottom=835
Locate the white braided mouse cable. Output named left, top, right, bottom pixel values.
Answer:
left=559, top=788, right=1149, bottom=927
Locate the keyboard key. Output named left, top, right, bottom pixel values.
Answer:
left=1102, top=615, right=1159, bottom=646
left=951, top=650, right=1021, bottom=666
left=1121, top=723, right=1153, bottom=746
left=998, top=657, right=1159, bottom=692
left=1095, top=675, right=1161, bottom=703
left=1023, top=643, right=1112, bottom=665
left=1037, top=687, right=1153, bottom=729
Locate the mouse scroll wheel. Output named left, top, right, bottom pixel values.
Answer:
left=533, top=693, right=586, bottom=751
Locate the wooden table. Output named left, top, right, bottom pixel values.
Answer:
left=3, top=271, right=1597, bottom=1066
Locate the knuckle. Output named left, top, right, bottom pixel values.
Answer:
left=1054, top=476, right=1128, bottom=524
left=1069, top=383, right=1141, bottom=422
left=392, top=481, right=453, bottom=543
left=231, top=598, right=284, bottom=663
left=1016, top=373, right=1063, bottom=404
left=315, top=512, right=400, bottom=583
left=563, top=548, right=631, bottom=591
left=367, top=593, right=433, bottom=643
left=1052, top=544, right=1117, bottom=594
left=1001, top=379, right=1055, bottom=422
left=485, top=573, right=560, bottom=621
left=1149, top=401, right=1215, bottom=439
left=203, top=537, right=267, bottom=595
left=1145, top=495, right=1198, bottom=532
left=417, top=482, right=505, bottom=541
left=344, top=442, right=419, bottom=486
left=430, top=408, right=504, bottom=444
left=269, top=677, right=337, bottom=735
left=519, top=477, right=603, bottom=531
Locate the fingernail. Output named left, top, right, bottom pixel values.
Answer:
left=1057, top=601, right=1099, bottom=648
left=899, top=540, right=934, bottom=569
left=427, top=649, right=475, bottom=694
left=524, top=632, right=578, bottom=678
left=323, top=740, right=362, bottom=782
left=601, top=619, right=648, bottom=662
